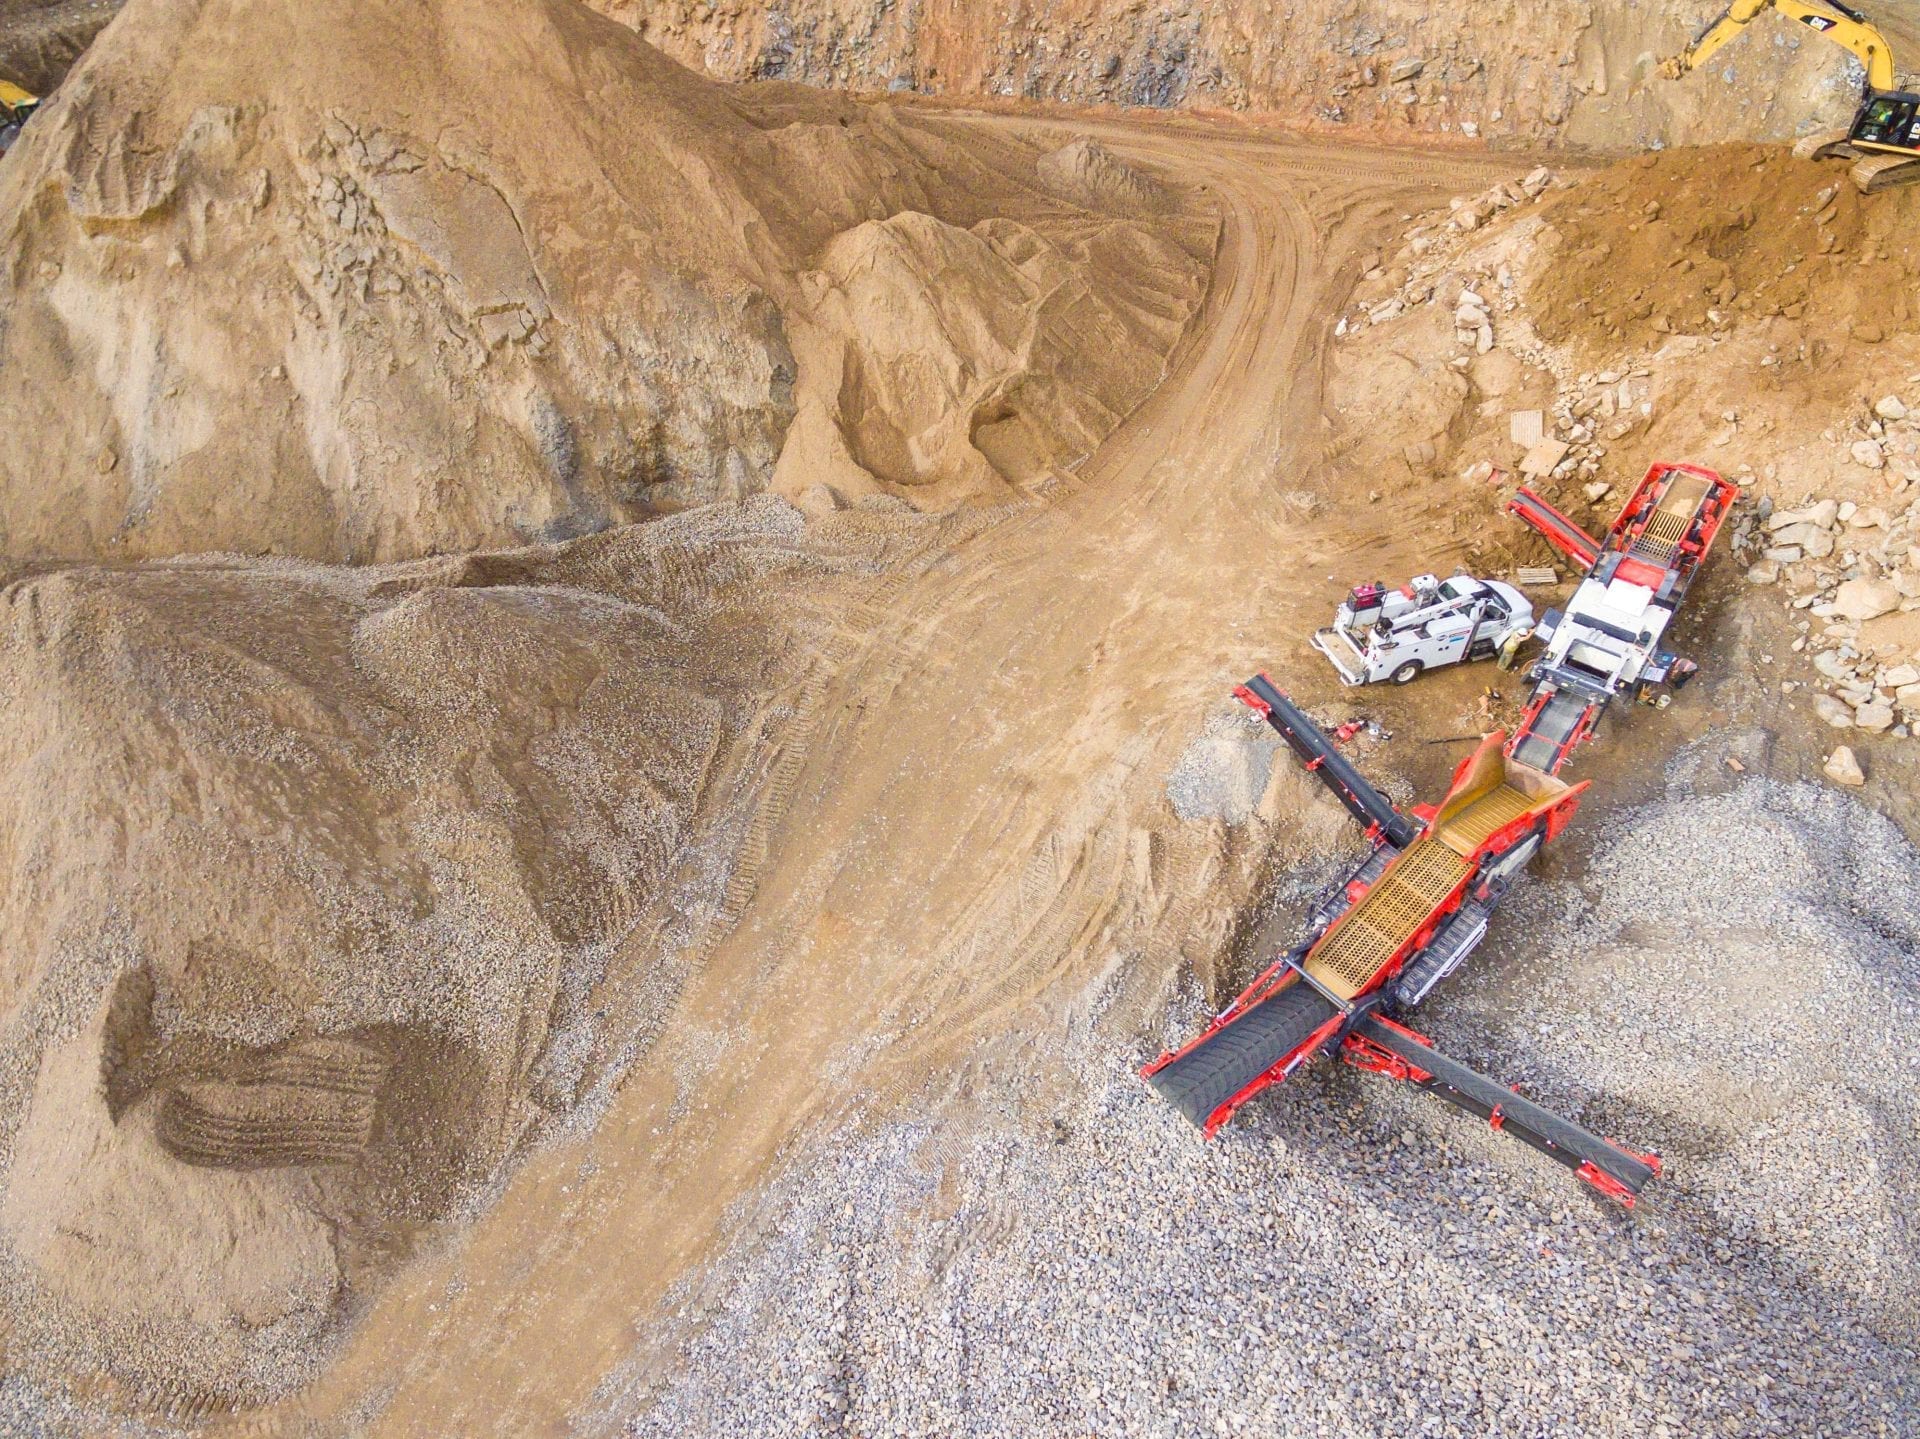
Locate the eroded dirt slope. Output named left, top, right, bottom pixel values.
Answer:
left=0, top=0, right=1209, bottom=563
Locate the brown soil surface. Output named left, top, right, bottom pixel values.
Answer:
left=1528, top=143, right=1917, bottom=357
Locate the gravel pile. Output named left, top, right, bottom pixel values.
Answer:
left=597, top=764, right=1920, bottom=1438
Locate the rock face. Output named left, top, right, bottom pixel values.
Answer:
left=593, top=0, right=1889, bottom=147
left=0, top=0, right=1208, bottom=563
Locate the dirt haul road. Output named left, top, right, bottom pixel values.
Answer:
left=218, top=120, right=1514, bottom=1436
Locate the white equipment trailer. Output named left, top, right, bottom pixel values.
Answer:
left=1311, top=574, right=1535, bottom=686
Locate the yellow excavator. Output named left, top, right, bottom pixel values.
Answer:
left=1663, top=0, right=1920, bottom=191
left=0, top=80, right=38, bottom=158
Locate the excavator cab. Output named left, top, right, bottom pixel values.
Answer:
left=1667, top=2, right=1920, bottom=187
left=1852, top=88, right=1920, bottom=150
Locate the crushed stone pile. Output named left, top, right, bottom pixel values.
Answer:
left=590, top=761, right=1920, bottom=1438
left=0, top=498, right=872, bottom=1406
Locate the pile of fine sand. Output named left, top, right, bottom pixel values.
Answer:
left=0, top=0, right=1211, bottom=563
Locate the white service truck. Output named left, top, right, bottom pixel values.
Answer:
left=1311, top=574, right=1535, bottom=686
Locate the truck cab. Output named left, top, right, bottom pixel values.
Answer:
left=1313, top=574, right=1534, bottom=686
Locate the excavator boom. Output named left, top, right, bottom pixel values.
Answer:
left=1665, top=0, right=1897, bottom=92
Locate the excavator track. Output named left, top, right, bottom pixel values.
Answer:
left=1850, top=150, right=1920, bottom=191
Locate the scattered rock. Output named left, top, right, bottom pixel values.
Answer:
left=1876, top=395, right=1909, bottom=421
left=1814, top=694, right=1856, bottom=728
left=1823, top=744, right=1866, bottom=785
left=1851, top=439, right=1886, bottom=470
left=1854, top=700, right=1896, bottom=732
left=1832, top=577, right=1901, bottom=622
left=1770, top=523, right=1834, bottom=558
left=1745, top=560, right=1780, bottom=585
left=1518, top=438, right=1569, bottom=477
left=1768, top=500, right=1838, bottom=532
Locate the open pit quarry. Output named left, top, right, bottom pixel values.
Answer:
left=0, top=0, right=1917, bottom=1435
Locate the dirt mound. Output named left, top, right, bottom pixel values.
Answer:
left=1037, top=137, right=1172, bottom=213
left=780, top=206, right=1209, bottom=503
left=0, top=0, right=1206, bottom=563
left=1527, top=144, right=1918, bottom=357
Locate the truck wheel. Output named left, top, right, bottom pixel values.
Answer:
left=1390, top=660, right=1424, bottom=684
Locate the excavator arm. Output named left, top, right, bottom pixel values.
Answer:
left=1662, top=0, right=1897, bottom=92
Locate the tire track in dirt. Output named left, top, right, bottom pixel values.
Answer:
left=212, top=123, right=1521, bottom=1439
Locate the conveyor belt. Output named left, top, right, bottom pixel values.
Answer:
left=1238, top=674, right=1418, bottom=847
left=1144, top=982, right=1340, bottom=1132
left=1304, top=839, right=1470, bottom=998
left=1508, top=689, right=1597, bottom=775
left=1354, top=1017, right=1660, bottom=1200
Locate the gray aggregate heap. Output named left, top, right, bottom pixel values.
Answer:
left=599, top=774, right=1919, bottom=1439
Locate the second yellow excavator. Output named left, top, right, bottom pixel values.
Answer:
left=0, top=80, right=38, bottom=159
left=1663, top=0, right=1920, bottom=191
